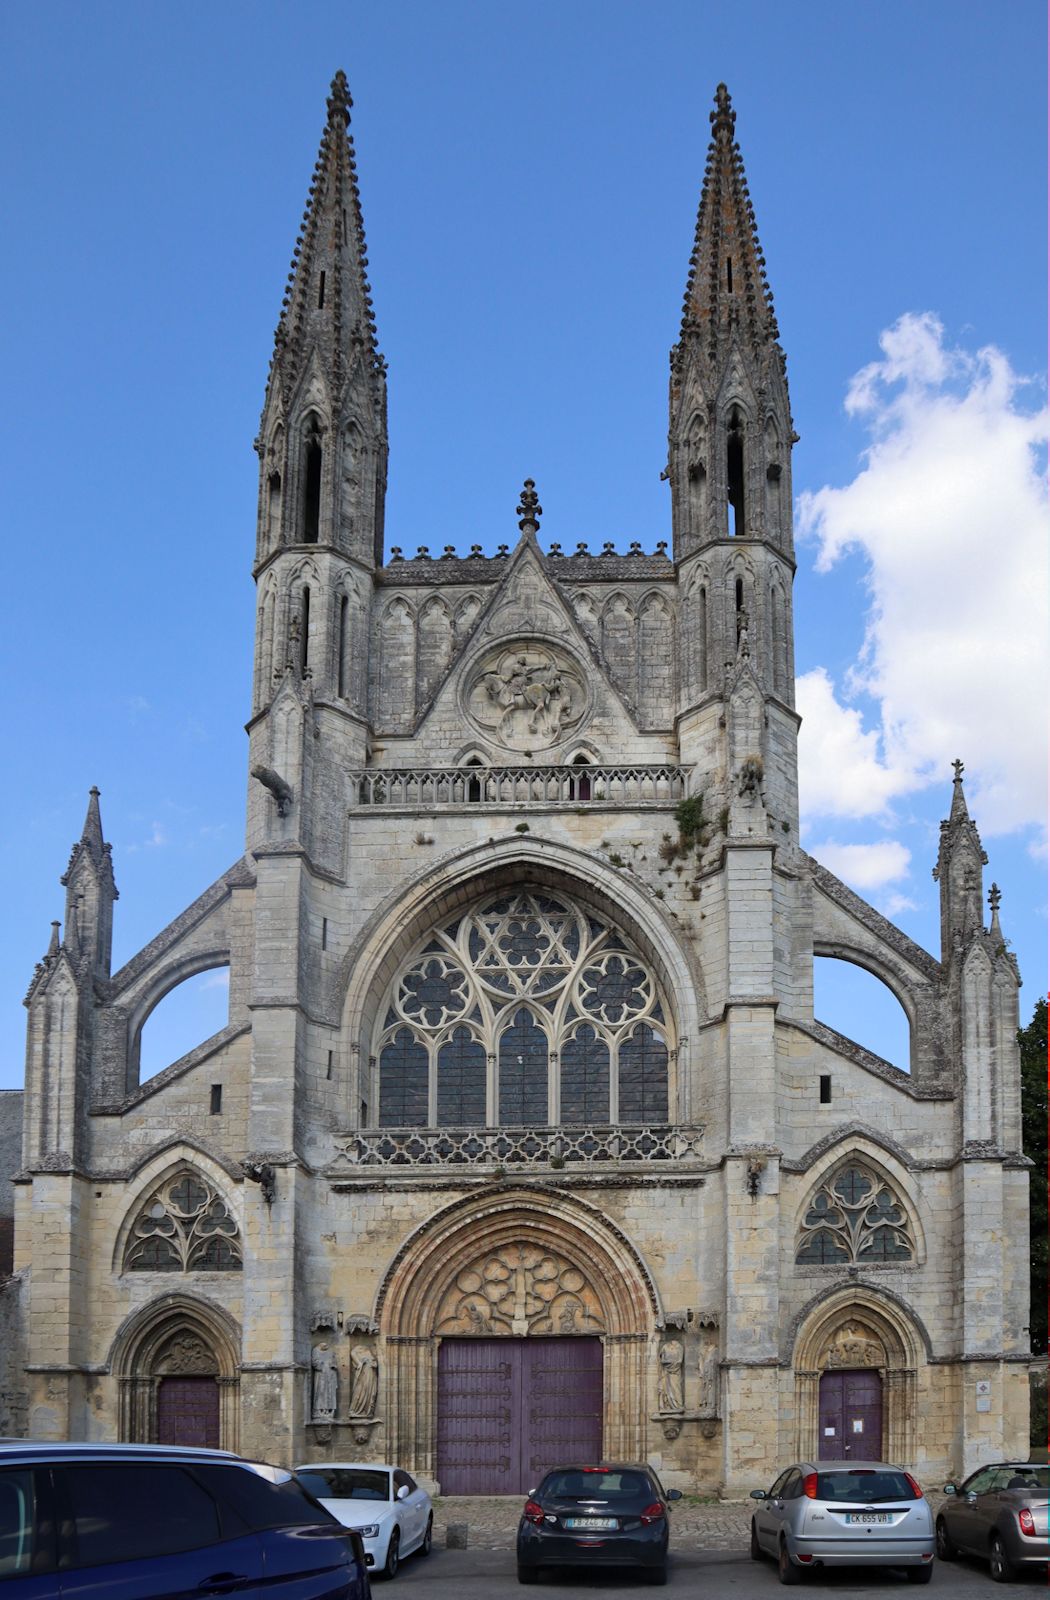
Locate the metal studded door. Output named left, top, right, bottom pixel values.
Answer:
left=156, top=1375, right=220, bottom=1448
left=437, top=1338, right=603, bottom=1494
left=818, top=1368, right=882, bottom=1461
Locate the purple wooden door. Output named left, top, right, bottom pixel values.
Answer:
left=818, top=1369, right=882, bottom=1461
left=438, top=1339, right=603, bottom=1494
left=156, top=1376, right=220, bottom=1448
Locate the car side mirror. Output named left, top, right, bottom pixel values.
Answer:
left=666, top=1489, right=682, bottom=1502
left=397, top=1484, right=411, bottom=1500
left=942, top=1483, right=957, bottom=1496
left=750, top=1490, right=767, bottom=1500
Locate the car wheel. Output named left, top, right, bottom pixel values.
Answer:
left=420, top=1516, right=433, bottom=1557
left=935, top=1517, right=957, bottom=1560
left=750, top=1519, right=764, bottom=1561
left=905, top=1566, right=934, bottom=1584
left=517, top=1563, right=538, bottom=1584
left=383, top=1528, right=400, bottom=1580
left=777, top=1538, right=801, bottom=1585
left=989, top=1532, right=1015, bottom=1583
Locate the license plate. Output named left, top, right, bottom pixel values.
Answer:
left=844, top=1512, right=894, bottom=1524
left=565, top=1517, right=618, bottom=1530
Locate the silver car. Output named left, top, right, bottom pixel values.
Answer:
left=749, top=1459, right=935, bottom=1584
left=936, top=1461, right=1049, bottom=1582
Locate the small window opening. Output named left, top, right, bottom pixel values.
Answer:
left=342, top=209, right=348, bottom=244
left=210, top=1084, right=222, bottom=1115
left=360, top=1100, right=368, bottom=1127
left=338, top=594, right=349, bottom=698
left=819, top=1074, right=831, bottom=1105
left=321, top=916, right=328, bottom=951
left=317, top=270, right=326, bottom=310
left=300, top=588, right=310, bottom=675
left=326, top=1050, right=334, bottom=1081
left=267, top=470, right=282, bottom=537
left=727, top=409, right=745, bottom=537
left=571, top=753, right=592, bottom=802
left=302, top=422, right=322, bottom=543
left=726, top=256, right=733, bottom=293
left=465, top=757, right=483, bottom=804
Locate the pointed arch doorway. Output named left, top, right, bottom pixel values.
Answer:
left=437, top=1336, right=603, bottom=1494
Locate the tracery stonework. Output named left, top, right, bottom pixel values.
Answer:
left=464, top=644, right=588, bottom=751
left=435, top=1244, right=605, bottom=1336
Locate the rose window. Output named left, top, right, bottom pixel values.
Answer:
left=375, top=888, right=671, bottom=1128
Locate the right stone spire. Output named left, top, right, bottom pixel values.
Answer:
left=667, top=84, right=795, bottom=567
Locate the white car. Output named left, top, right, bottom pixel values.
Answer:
left=295, top=1461, right=433, bottom=1579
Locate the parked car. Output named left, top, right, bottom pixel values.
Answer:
left=0, top=1439, right=370, bottom=1598
left=749, top=1459, right=935, bottom=1584
left=294, top=1462, right=433, bottom=1579
left=936, top=1461, right=1049, bottom=1582
left=515, top=1462, right=682, bottom=1585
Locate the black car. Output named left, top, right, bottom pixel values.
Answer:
left=0, top=1440, right=371, bottom=1598
left=516, top=1462, right=682, bottom=1585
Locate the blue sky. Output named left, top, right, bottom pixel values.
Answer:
left=1, top=0, right=1045, bottom=1088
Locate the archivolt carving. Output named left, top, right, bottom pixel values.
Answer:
left=435, top=1243, right=605, bottom=1336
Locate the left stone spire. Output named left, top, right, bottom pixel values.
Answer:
left=254, top=70, right=388, bottom=583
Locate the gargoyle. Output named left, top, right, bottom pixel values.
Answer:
left=241, top=1160, right=277, bottom=1205
left=251, top=765, right=293, bottom=817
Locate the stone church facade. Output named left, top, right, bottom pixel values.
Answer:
left=5, top=77, right=1030, bottom=1493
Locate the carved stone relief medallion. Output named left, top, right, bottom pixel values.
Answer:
left=435, top=1243, right=605, bottom=1336
left=463, top=644, right=589, bottom=753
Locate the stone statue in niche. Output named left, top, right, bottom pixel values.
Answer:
left=657, top=1338, right=685, bottom=1414
left=698, top=1338, right=720, bottom=1418
left=464, top=645, right=587, bottom=753
left=349, top=1344, right=379, bottom=1418
left=311, top=1342, right=338, bottom=1421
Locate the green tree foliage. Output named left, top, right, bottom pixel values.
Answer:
left=1020, top=997, right=1047, bottom=1360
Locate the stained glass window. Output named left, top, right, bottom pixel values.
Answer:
left=373, top=887, right=672, bottom=1128
left=795, top=1162, right=914, bottom=1265
left=124, top=1170, right=242, bottom=1273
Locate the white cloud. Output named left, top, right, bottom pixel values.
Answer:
left=809, top=839, right=912, bottom=891
left=796, top=668, right=909, bottom=820
left=797, top=313, right=1048, bottom=840
left=198, top=969, right=230, bottom=992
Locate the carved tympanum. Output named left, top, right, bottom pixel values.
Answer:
left=435, top=1244, right=605, bottom=1336
left=464, top=645, right=587, bottom=752
left=822, top=1321, right=886, bottom=1371
left=155, top=1334, right=217, bottom=1376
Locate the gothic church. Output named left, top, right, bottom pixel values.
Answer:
left=4, top=76, right=1030, bottom=1493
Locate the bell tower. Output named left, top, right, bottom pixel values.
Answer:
left=247, top=71, right=386, bottom=858
left=669, top=85, right=798, bottom=837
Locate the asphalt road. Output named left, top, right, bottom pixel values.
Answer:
left=388, top=1544, right=1036, bottom=1596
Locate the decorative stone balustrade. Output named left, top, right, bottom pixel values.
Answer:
left=350, top=764, right=687, bottom=809
left=334, top=1124, right=704, bottom=1169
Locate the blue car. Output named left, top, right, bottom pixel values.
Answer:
left=0, top=1440, right=371, bottom=1598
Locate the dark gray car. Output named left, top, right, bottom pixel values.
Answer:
left=936, top=1461, right=1049, bottom=1582
left=749, top=1459, right=934, bottom=1584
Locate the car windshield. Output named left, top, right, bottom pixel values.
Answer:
left=296, top=1467, right=390, bottom=1501
left=816, top=1470, right=918, bottom=1504
left=999, top=1468, right=1049, bottom=1492
left=542, top=1470, right=651, bottom=1499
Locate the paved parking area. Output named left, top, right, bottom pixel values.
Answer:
left=433, top=1494, right=752, bottom=1550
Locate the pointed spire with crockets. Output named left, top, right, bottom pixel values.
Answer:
left=932, top=760, right=988, bottom=960
left=677, top=84, right=780, bottom=358
left=60, top=787, right=118, bottom=979
left=271, top=70, right=382, bottom=397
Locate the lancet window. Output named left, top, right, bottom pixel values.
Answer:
left=123, top=1170, right=242, bottom=1273
left=374, top=889, right=672, bottom=1128
left=795, top=1162, right=915, bottom=1265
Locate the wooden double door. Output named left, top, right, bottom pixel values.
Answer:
left=818, top=1368, right=883, bottom=1461
left=156, top=1376, right=220, bottom=1448
left=437, top=1337, right=603, bottom=1494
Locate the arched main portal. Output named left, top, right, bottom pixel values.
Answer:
left=108, top=1293, right=241, bottom=1452
left=378, top=1188, right=661, bottom=1492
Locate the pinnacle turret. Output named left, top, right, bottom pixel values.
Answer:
left=677, top=83, right=781, bottom=358
left=932, top=760, right=988, bottom=959
left=270, top=70, right=382, bottom=397
left=59, top=787, right=117, bottom=979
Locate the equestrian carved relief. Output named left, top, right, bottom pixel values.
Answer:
left=822, top=1321, right=887, bottom=1371
left=435, top=1244, right=605, bottom=1337
left=463, top=644, right=588, bottom=752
